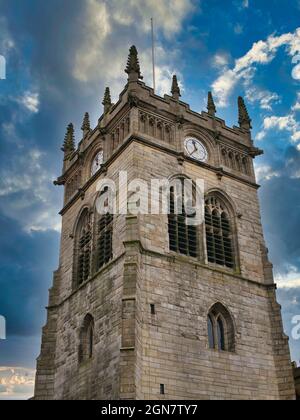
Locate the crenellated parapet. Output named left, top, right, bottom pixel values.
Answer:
left=56, top=45, right=260, bottom=209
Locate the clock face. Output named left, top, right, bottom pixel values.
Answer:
left=91, top=150, right=104, bottom=176
left=184, top=137, right=208, bottom=162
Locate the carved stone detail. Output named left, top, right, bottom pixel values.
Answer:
left=139, top=111, right=175, bottom=144
left=110, top=113, right=131, bottom=151
left=220, top=145, right=250, bottom=175
left=65, top=171, right=82, bottom=203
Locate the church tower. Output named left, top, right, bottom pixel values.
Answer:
left=34, top=46, right=295, bottom=400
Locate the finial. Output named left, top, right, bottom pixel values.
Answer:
left=81, top=112, right=91, bottom=136
left=171, top=75, right=181, bottom=100
left=61, top=123, right=75, bottom=159
left=102, top=87, right=112, bottom=114
left=238, top=96, right=252, bottom=130
left=207, top=91, right=216, bottom=116
left=125, top=45, right=143, bottom=82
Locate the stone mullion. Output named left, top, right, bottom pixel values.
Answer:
left=119, top=215, right=140, bottom=400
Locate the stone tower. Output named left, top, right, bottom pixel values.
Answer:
left=34, top=46, right=295, bottom=400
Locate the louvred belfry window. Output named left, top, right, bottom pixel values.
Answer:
left=205, top=196, right=234, bottom=268
left=168, top=179, right=198, bottom=258
left=73, top=209, right=92, bottom=288
left=95, top=187, right=113, bottom=271
left=77, top=214, right=92, bottom=285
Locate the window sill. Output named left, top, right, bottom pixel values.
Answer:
left=207, top=262, right=240, bottom=275
left=207, top=348, right=236, bottom=355
left=166, top=252, right=240, bottom=274
left=167, top=250, right=200, bottom=263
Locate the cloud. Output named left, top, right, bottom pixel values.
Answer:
left=73, top=0, right=112, bottom=83
left=276, top=267, right=300, bottom=289
left=278, top=278, right=300, bottom=289
left=0, top=367, right=35, bottom=400
left=0, top=148, right=61, bottom=233
left=260, top=93, right=280, bottom=110
left=0, top=16, right=15, bottom=55
left=108, top=0, right=195, bottom=38
left=254, top=164, right=280, bottom=182
left=292, top=92, right=300, bottom=112
left=140, top=45, right=183, bottom=96
left=263, top=115, right=297, bottom=131
left=256, top=114, right=300, bottom=145
left=0, top=215, right=59, bottom=339
left=292, top=63, right=300, bottom=80
left=73, top=0, right=193, bottom=93
left=245, top=87, right=280, bottom=111
left=211, top=69, right=237, bottom=107
left=212, top=52, right=231, bottom=69
left=17, top=92, right=40, bottom=114
left=212, top=28, right=300, bottom=106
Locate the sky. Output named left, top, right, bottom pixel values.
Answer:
left=0, top=0, right=300, bottom=399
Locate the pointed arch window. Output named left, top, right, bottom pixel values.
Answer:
left=217, top=317, right=225, bottom=351
left=207, top=315, right=215, bottom=349
left=205, top=196, right=234, bottom=268
left=79, top=314, right=94, bottom=364
left=95, top=187, right=113, bottom=271
left=207, top=303, right=235, bottom=352
left=168, top=179, right=197, bottom=258
left=73, top=209, right=92, bottom=288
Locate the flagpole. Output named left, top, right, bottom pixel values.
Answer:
left=151, top=18, right=156, bottom=93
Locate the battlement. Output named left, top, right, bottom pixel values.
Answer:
left=58, top=46, right=262, bottom=179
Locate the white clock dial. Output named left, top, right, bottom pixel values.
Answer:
left=184, top=137, right=208, bottom=162
left=91, top=150, right=104, bottom=176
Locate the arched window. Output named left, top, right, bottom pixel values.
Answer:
left=205, top=195, right=234, bottom=268
left=94, top=187, right=113, bottom=271
left=79, top=314, right=94, bottom=364
left=217, top=317, right=225, bottom=351
left=207, top=315, right=215, bottom=349
left=168, top=178, right=197, bottom=257
left=242, top=157, right=249, bottom=175
left=73, top=209, right=91, bottom=288
left=207, top=303, right=235, bottom=352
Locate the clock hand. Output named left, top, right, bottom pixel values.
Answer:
left=191, top=141, right=198, bottom=154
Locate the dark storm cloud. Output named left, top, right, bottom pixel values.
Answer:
left=1, top=0, right=94, bottom=151
left=0, top=213, right=59, bottom=337
left=257, top=142, right=300, bottom=275
left=257, top=140, right=300, bottom=362
left=259, top=175, right=300, bottom=274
